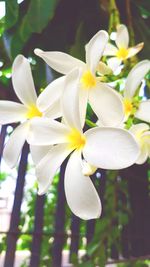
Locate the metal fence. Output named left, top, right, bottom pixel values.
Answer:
left=0, top=123, right=150, bottom=267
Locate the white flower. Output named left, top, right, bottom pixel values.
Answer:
left=130, top=123, right=150, bottom=164
left=104, top=24, right=144, bottom=71
left=34, top=30, right=124, bottom=127
left=0, top=55, right=61, bottom=168
left=118, top=60, right=150, bottom=122
left=27, top=69, right=139, bottom=220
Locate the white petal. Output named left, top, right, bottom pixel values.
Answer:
left=107, top=57, right=122, bottom=72
left=79, top=87, right=89, bottom=128
left=135, top=101, right=150, bottom=123
left=12, top=55, right=37, bottom=107
left=116, top=24, right=129, bottom=49
left=85, top=30, right=108, bottom=73
left=3, top=121, right=29, bottom=168
left=136, top=146, right=148, bottom=164
left=124, top=60, right=150, bottom=99
left=62, top=69, right=82, bottom=130
left=27, top=117, right=69, bottom=146
left=127, top=43, right=144, bottom=58
left=96, top=62, right=112, bottom=75
left=103, top=43, right=118, bottom=56
left=0, top=101, right=27, bottom=124
left=129, top=123, right=149, bottom=136
left=36, top=144, right=71, bottom=195
left=37, top=76, right=65, bottom=112
left=83, top=127, right=139, bottom=169
left=34, top=48, right=85, bottom=75
left=30, top=144, right=51, bottom=165
left=65, top=150, right=101, bottom=220
left=44, top=99, right=61, bottom=119
left=89, top=83, right=124, bottom=127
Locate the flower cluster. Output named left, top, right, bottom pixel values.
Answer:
left=0, top=24, right=150, bottom=220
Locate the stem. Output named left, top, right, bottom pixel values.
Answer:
left=85, top=119, right=97, bottom=128
left=126, top=0, right=135, bottom=46
left=108, top=0, right=120, bottom=34
left=126, top=0, right=138, bottom=65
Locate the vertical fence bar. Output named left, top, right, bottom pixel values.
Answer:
left=69, top=215, right=80, bottom=262
left=52, top=160, right=67, bottom=267
left=121, top=164, right=150, bottom=257
left=120, top=170, right=130, bottom=258
left=128, top=164, right=150, bottom=256
left=4, top=142, right=29, bottom=267
left=0, top=125, right=7, bottom=164
left=29, top=195, right=45, bottom=267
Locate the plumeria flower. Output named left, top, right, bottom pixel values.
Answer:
left=0, top=55, right=62, bottom=168
left=27, top=69, right=139, bottom=220
left=103, top=24, right=144, bottom=71
left=118, top=60, right=150, bottom=122
left=130, top=123, right=150, bottom=164
left=34, top=30, right=124, bottom=127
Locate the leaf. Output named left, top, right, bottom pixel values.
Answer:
left=5, top=0, right=19, bottom=29
left=11, top=0, right=60, bottom=58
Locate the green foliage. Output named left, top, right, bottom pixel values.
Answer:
left=5, top=0, right=19, bottom=29
left=10, top=0, right=60, bottom=58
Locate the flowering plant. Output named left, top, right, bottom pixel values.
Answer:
left=0, top=24, right=150, bottom=220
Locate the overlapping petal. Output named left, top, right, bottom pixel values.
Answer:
left=0, top=101, right=27, bottom=124
left=83, top=127, right=139, bottom=169
left=27, top=117, right=69, bottom=146
left=107, top=57, right=122, bottom=71
left=136, top=146, right=149, bottom=164
left=44, top=99, right=61, bottom=119
left=34, top=49, right=85, bottom=75
left=129, top=123, right=149, bottom=136
left=89, top=83, right=124, bottom=126
left=127, top=43, right=144, bottom=58
left=37, top=76, right=65, bottom=112
left=124, top=60, right=150, bottom=99
left=30, top=145, right=51, bottom=165
left=116, top=24, right=129, bottom=49
left=36, top=144, right=72, bottom=195
left=79, top=87, right=89, bottom=128
left=65, top=150, right=101, bottom=220
left=62, top=68, right=82, bottom=130
left=103, top=43, right=118, bottom=56
left=85, top=30, right=108, bottom=73
left=12, top=55, right=37, bottom=107
left=3, top=121, right=29, bottom=168
left=135, top=101, right=150, bottom=123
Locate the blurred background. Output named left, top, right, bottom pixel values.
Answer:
left=0, top=0, right=150, bottom=266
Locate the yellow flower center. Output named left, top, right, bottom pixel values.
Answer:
left=80, top=70, right=97, bottom=89
left=116, top=47, right=129, bottom=60
left=123, top=99, right=133, bottom=116
left=67, top=128, right=86, bottom=150
left=26, top=104, right=42, bottom=119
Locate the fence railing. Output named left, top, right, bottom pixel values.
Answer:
left=0, top=123, right=150, bottom=267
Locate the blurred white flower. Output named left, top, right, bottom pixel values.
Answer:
left=104, top=24, right=144, bottom=71
left=130, top=123, right=150, bottom=164
left=117, top=60, right=150, bottom=122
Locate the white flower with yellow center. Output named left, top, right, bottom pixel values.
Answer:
left=0, top=55, right=62, bottom=168
left=34, top=30, right=124, bottom=127
left=118, top=60, right=150, bottom=122
left=103, top=24, right=144, bottom=71
left=130, top=123, right=150, bottom=164
left=27, top=69, right=139, bottom=220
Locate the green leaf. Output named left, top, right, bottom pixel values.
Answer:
left=5, top=0, right=19, bottom=29
left=11, top=0, right=60, bottom=58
